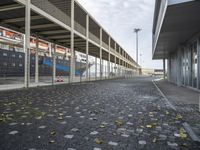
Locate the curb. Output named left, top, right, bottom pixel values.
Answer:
left=152, top=79, right=176, bottom=111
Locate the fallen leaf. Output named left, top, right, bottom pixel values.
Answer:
left=115, top=120, right=124, bottom=127
left=146, top=125, right=152, bottom=128
left=50, top=131, right=56, bottom=135
left=49, top=140, right=55, bottom=144
left=95, top=138, right=103, bottom=144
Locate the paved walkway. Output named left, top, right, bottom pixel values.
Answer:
left=155, top=79, right=199, bottom=105
left=0, top=77, right=199, bottom=150
left=155, top=79, right=200, bottom=142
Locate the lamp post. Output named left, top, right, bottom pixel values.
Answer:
left=134, top=28, right=142, bottom=64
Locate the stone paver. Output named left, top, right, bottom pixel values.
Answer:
left=0, top=77, right=199, bottom=150
left=155, top=79, right=200, bottom=142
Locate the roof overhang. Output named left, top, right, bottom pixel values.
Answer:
left=153, top=1, right=200, bottom=59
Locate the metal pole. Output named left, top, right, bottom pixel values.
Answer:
left=136, top=32, right=138, bottom=64
left=163, top=58, right=166, bottom=79
left=89, top=63, right=91, bottom=81
left=102, top=60, right=104, bottom=79
left=134, top=28, right=141, bottom=64
left=35, top=35, right=39, bottom=83
left=95, top=57, right=97, bottom=80
left=114, top=56, right=116, bottom=78
left=79, top=59, right=81, bottom=83
left=24, top=0, right=31, bottom=88
left=52, top=44, right=56, bottom=85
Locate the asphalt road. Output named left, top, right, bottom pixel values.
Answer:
left=0, top=77, right=199, bottom=150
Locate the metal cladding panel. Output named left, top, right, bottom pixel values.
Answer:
left=0, top=1, right=15, bottom=5
left=48, top=0, right=71, bottom=15
left=31, top=0, right=71, bottom=27
left=0, top=8, right=25, bottom=20
left=153, top=1, right=200, bottom=59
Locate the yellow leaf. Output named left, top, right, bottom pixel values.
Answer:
left=100, top=125, right=106, bottom=128
left=50, top=131, right=56, bottom=135
left=95, top=138, right=103, bottom=144
left=176, top=114, right=183, bottom=120
left=146, top=125, right=152, bottom=128
left=49, top=140, right=55, bottom=143
left=115, top=120, right=123, bottom=127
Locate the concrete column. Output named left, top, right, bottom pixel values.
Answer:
left=100, top=28, right=102, bottom=80
left=35, top=35, right=39, bottom=83
left=114, top=43, right=117, bottom=77
left=24, top=0, right=31, bottom=88
left=108, top=53, right=111, bottom=78
left=163, top=58, right=166, bottom=79
left=86, top=14, right=89, bottom=81
left=100, top=49, right=102, bottom=80
left=95, top=57, right=97, bottom=80
left=70, top=0, right=75, bottom=82
left=52, top=44, right=56, bottom=85
left=108, top=37, right=111, bottom=78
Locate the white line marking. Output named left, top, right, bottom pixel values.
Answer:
left=152, top=79, right=177, bottom=111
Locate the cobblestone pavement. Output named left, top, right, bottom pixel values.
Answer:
left=0, top=77, right=200, bottom=150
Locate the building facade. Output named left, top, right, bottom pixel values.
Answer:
left=0, top=0, right=140, bottom=87
left=153, top=0, right=200, bottom=90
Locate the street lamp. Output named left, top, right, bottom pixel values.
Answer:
left=134, top=28, right=142, bottom=64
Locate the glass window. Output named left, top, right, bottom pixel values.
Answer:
left=191, top=41, right=198, bottom=88
left=0, top=43, right=9, bottom=50
left=3, top=62, right=7, bottom=66
left=3, top=52, right=7, bottom=56
left=11, top=63, right=15, bottom=67
left=185, top=50, right=189, bottom=86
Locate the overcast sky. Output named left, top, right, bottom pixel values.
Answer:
left=77, top=0, right=162, bottom=69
